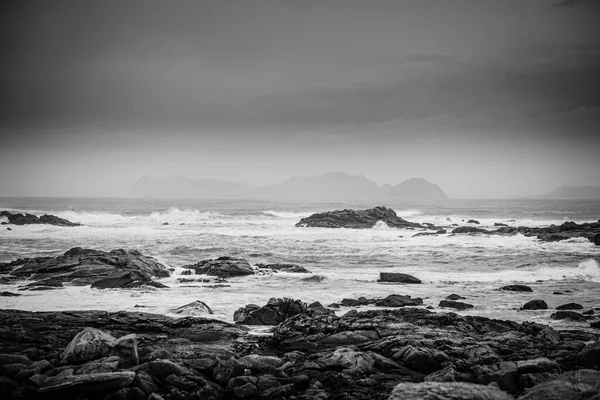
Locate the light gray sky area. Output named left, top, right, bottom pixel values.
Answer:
left=1, top=0, right=599, bottom=198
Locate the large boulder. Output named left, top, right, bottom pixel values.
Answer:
left=0, top=248, right=170, bottom=287
left=295, top=206, right=422, bottom=229
left=388, top=381, right=514, bottom=400
left=521, top=300, right=548, bottom=310
left=61, top=327, right=118, bottom=365
left=576, top=338, right=600, bottom=369
left=0, top=211, right=81, bottom=227
left=182, top=256, right=255, bottom=278
left=517, top=370, right=600, bottom=400
left=234, top=298, right=309, bottom=325
left=378, top=272, right=422, bottom=284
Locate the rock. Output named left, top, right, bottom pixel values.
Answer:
left=255, top=263, right=311, bottom=273
left=392, top=345, right=450, bottom=374
left=212, top=357, right=244, bottom=384
left=576, top=339, right=600, bottom=369
left=500, top=285, right=533, bottom=292
left=378, top=272, right=422, bottom=284
left=495, top=223, right=509, bottom=227
left=0, top=247, right=170, bottom=287
left=375, top=294, right=423, bottom=307
left=446, top=294, right=466, bottom=300
left=170, top=300, right=214, bottom=316
left=439, top=300, right=474, bottom=310
left=318, top=347, right=375, bottom=376
left=234, top=298, right=309, bottom=325
left=388, top=381, right=514, bottom=400
left=555, top=303, right=583, bottom=310
left=550, top=311, right=585, bottom=320
left=0, top=291, right=21, bottom=297
left=295, top=206, right=422, bottom=229
left=0, top=211, right=81, bottom=227
left=452, top=226, right=489, bottom=234
left=61, top=328, right=118, bottom=365
left=593, top=233, right=600, bottom=245
left=468, top=219, right=481, bottom=224
left=239, top=354, right=284, bottom=373
left=91, top=271, right=169, bottom=289
left=39, top=371, right=136, bottom=395
left=521, top=300, right=548, bottom=310
left=517, top=369, right=600, bottom=400
left=182, top=256, right=255, bottom=278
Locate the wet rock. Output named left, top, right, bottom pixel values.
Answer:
left=392, top=345, right=450, bottom=374
left=495, top=223, right=509, bottom=227
left=576, top=338, right=600, bottom=369
left=234, top=298, right=309, bottom=325
left=0, top=211, right=81, bottom=227
left=550, top=311, right=586, bottom=321
left=375, top=294, right=423, bottom=307
left=388, top=381, right=514, bottom=400
left=501, top=285, right=533, bottom=292
left=521, top=300, right=548, bottom=310
left=446, top=294, right=466, bottom=300
left=452, top=226, right=489, bottom=234
left=378, top=272, right=422, bottom=284
left=555, top=303, right=583, bottom=310
left=212, top=357, right=244, bottom=384
left=318, top=347, right=375, bottom=376
left=439, top=300, right=474, bottom=310
left=239, top=354, right=284, bottom=374
left=0, top=292, right=21, bottom=297
left=468, top=219, right=481, bottom=224
left=255, top=263, right=311, bottom=273
left=38, top=371, right=136, bottom=396
left=295, top=206, right=422, bottom=229
left=91, top=271, right=169, bottom=289
left=171, top=300, right=214, bottom=316
left=182, top=256, right=255, bottom=278
left=0, top=247, right=170, bottom=287
left=517, top=369, right=600, bottom=400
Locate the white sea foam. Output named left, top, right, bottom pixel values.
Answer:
left=262, top=210, right=311, bottom=219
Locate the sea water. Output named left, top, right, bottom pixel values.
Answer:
left=1, top=197, right=599, bottom=331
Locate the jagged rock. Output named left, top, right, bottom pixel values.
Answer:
left=170, top=300, right=214, bottom=316
left=439, top=300, right=474, bottom=310
left=517, top=369, right=600, bottom=400
left=255, top=263, right=311, bottom=273
left=61, top=328, right=118, bottom=365
left=388, top=381, right=514, bottom=400
left=91, top=271, right=169, bottom=289
left=295, top=206, right=422, bottom=229
left=378, top=272, right=422, bottom=284
left=555, top=303, right=583, bottom=310
left=0, top=247, right=170, bottom=287
left=521, top=300, right=548, bottom=310
left=0, top=211, right=81, bottom=227
left=501, top=285, right=533, bottom=292
left=233, top=298, right=308, bottom=325
left=182, top=256, right=255, bottom=278
left=550, top=311, right=585, bottom=320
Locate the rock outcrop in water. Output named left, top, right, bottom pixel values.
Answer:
left=182, top=256, right=255, bottom=278
left=295, top=206, right=423, bottom=229
left=0, top=306, right=599, bottom=400
left=0, top=247, right=170, bottom=288
left=0, top=211, right=81, bottom=227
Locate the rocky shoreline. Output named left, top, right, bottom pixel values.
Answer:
left=0, top=304, right=599, bottom=400
left=1, top=211, right=81, bottom=227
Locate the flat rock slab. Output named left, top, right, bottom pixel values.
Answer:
left=389, top=381, right=514, bottom=400
left=378, top=272, right=422, bottom=284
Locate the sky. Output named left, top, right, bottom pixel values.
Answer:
left=1, top=0, right=599, bottom=198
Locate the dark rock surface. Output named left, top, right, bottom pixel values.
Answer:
left=550, top=310, right=586, bottom=321
left=170, top=300, right=214, bottom=316
left=233, top=298, right=309, bottom=325
left=501, top=285, right=533, bottom=292
left=1, top=306, right=599, bottom=400
left=0, top=248, right=170, bottom=288
left=0, top=211, right=81, bottom=227
left=378, top=272, right=422, bottom=284
left=522, top=300, right=548, bottom=310
left=438, top=300, right=474, bottom=310
left=332, top=294, right=423, bottom=308
left=182, top=256, right=255, bottom=278
left=254, top=263, right=311, bottom=273
left=452, top=226, right=489, bottom=234
left=555, top=303, right=583, bottom=310
left=295, top=206, right=422, bottom=229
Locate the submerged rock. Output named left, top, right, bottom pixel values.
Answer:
left=0, top=248, right=170, bottom=288
left=439, top=300, right=474, bottom=310
left=295, top=206, right=422, bottom=229
left=521, top=300, right=548, bottom=310
left=452, top=226, right=489, bottom=234
left=555, top=303, right=583, bottom=310
left=501, top=285, right=533, bottom=292
left=255, top=263, right=311, bottom=273
left=182, top=256, right=255, bottom=278
left=551, top=310, right=586, bottom=321
left=0, top=211, right=81, bottom=227
left=378, top=272, right=422, bottom=284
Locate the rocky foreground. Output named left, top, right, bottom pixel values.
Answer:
left=1, top=211, right=81, bottom=227
left=1, top=301, right=599, bottom=400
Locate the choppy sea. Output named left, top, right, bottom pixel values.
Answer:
left=1, top=197, right=599, bottom=331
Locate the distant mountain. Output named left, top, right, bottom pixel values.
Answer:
left=532, top=185, right=600, bottom=200
left=129, top=173, right=449, bottom=199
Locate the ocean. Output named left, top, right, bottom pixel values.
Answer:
left=1, top=197, right=599, bottom=331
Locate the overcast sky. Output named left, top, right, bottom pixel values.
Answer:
left=1, top=0, right=599, bottom=198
